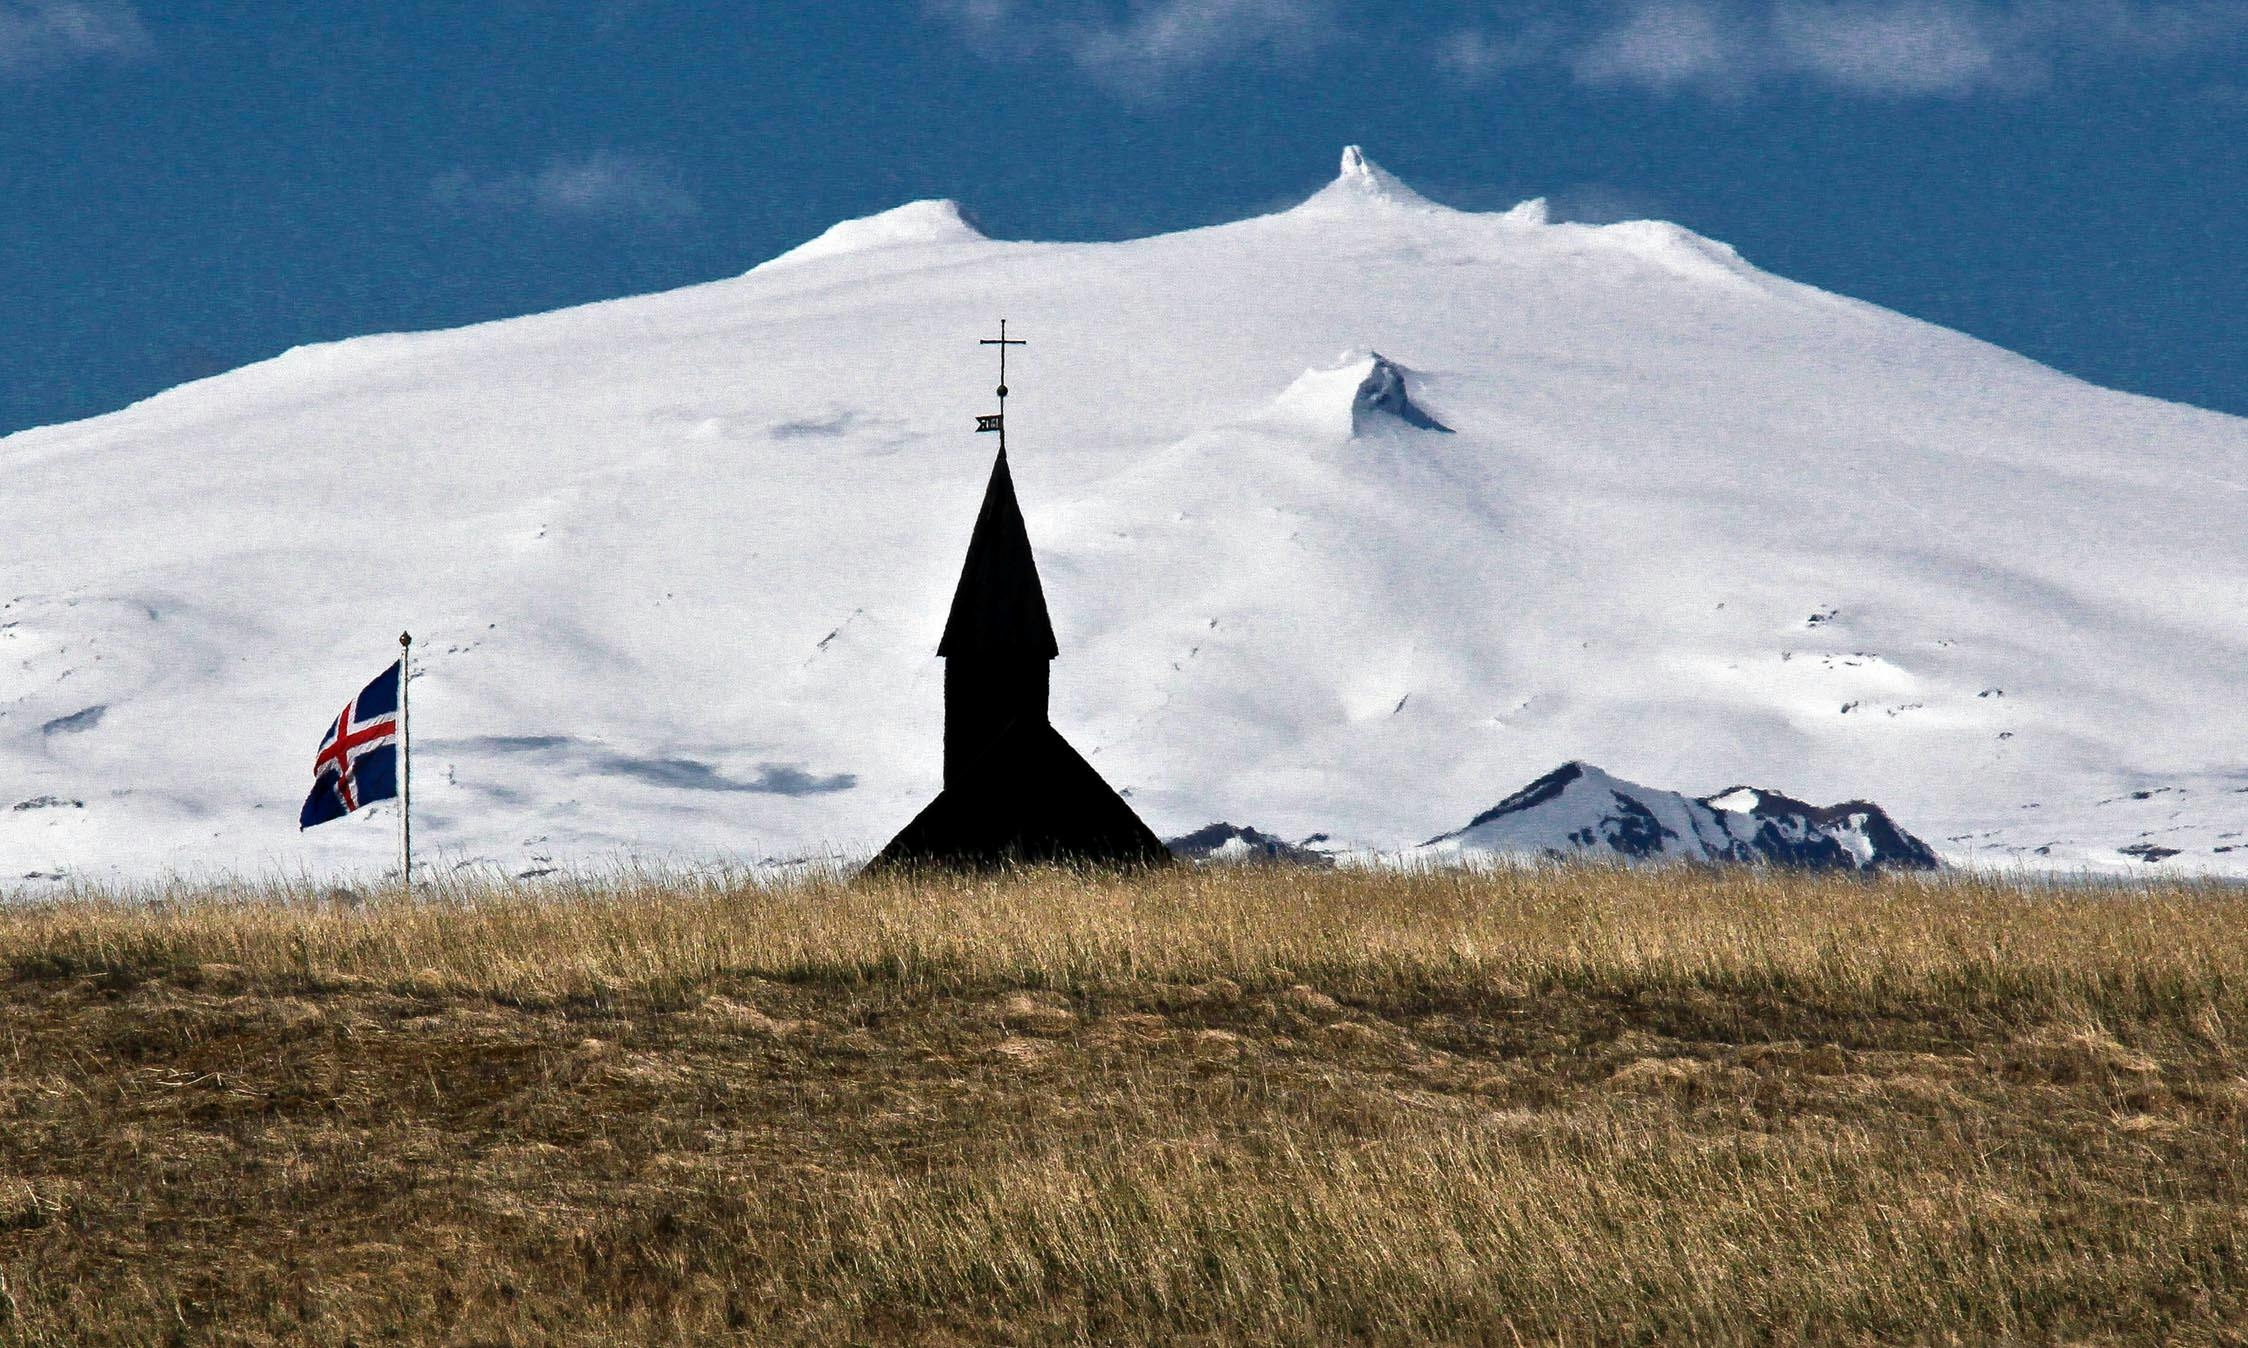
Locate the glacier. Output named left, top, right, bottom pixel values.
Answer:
left=4, top=146, right=2244, bottom=883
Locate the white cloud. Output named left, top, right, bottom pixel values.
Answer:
left=1774, top=1, right=2023, bottom=94
left=1575, top=1, right=1744, bottom=91
left=1438, top=22, right=1565, bottom=76
left=928, top=0, right=1330, bottom=84
left=0, top=0, right=150, bottom=77
left=432, top=152, right=699, bottom=224
left=1468, top=0, right=2248, bottom=98
left=927, top=0, right=1014, bottom=29
left=1071, top=0, right=1328, bottom=78
left=937, top=0, right=2248, bottom=99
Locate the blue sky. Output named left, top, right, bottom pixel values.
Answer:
left=4, top=0, right=2245, bottom=435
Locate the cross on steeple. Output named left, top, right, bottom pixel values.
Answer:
left=977, top=319, right=1026, bottom=451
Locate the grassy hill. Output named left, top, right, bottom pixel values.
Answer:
left=3, top=864, right=2246, bottom=1344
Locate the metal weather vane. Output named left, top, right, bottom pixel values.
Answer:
left=976, top=319, right=1025, bottom=450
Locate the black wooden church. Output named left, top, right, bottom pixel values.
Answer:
left=867, top=326, right=1170, bottom=871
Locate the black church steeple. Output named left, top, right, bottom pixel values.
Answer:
left=866, top=326, right=1170, bottom=872
left=937, top=448, right=1058, bottom=792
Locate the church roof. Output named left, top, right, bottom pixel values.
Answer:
left=866, top=718, right=1170, bottom=871
left=937, top=449, right=1059, bottom=661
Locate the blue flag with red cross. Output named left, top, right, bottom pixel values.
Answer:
left=299, top=661, right=402, bottom=829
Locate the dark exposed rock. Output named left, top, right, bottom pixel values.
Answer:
left=1352, top=353, right=1452, bottom=434
left=40, top=705, right=104, bottom=736
left=1166, top=823, right=1333, bottom=867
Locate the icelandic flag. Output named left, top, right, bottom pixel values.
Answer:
left=299, top=661, right=402, bottom=829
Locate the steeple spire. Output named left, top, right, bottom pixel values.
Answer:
left=936, top=448, right=1058, bottom=661
left=944, top=319, right=1055, bottom=659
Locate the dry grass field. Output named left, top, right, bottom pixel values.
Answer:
left=3, top=863, right=2247, bottom=1345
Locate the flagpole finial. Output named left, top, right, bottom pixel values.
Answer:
left=400, top=630, right=412, bottom=649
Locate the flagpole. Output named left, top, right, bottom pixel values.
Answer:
left=398, top=630, right=413, bottom=896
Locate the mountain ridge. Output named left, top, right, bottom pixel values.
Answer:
left=4, top=147, right=2243, bottom=882
left=1419, top=761, right=1939, bottom=871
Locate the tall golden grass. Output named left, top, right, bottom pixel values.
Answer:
left=2, top=864, right=2245, bottom=1344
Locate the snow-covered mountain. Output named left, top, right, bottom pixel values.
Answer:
left=1166, top=822, right=1335, bottom=867
left=6, top=146, right=2245, bottom=883
left=1418, top=761, right=1938, bottom=871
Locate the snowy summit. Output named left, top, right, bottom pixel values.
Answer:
left=1419, top=762, right=1938, bottom=872
left=3, top=147, right=2245, bottom=881
left=1294, top=145, right=1450, bottom=215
